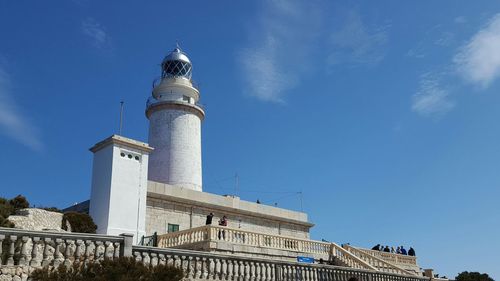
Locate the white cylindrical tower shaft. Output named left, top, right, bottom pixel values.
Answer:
left=146, top=47, right=204, bottom=191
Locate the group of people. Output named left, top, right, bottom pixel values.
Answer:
left=205, top=212, right=227, bottom=226
left=371, top=244, right=416, bottom=256
left=206, top=212, right=228, bottom=239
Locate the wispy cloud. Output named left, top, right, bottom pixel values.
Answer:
left=0, top=66, right=43, bottom=151
left=412, top=73, right=455, bottom=117
left=454, top=14, right=500, bottom=88
left=82, top=18, right=111, bottom=49
left=327, top=11, right=389, bottom=66
left=407, top=25, right=456, bottom=59
left=238, top=0, right=321, bottom=103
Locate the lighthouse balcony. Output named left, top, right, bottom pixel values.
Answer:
left=145, top=96, right=205, bottom=119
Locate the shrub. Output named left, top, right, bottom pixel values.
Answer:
left=9, top=195, right=30, bottom=211
left=42, top=207, right=62, bottom=213
left=456, top=271, right=494, bottom=281
left=62, top=212, right=97, bottom=233
left=31, top=257, right=184, bottom=281
left=0, top=197, right=15, bottom=228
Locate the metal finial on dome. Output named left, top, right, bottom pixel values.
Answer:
left=161, top=43, right=192, bottom=79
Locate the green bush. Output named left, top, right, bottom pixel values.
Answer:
left=9, top=195, right=30, bottom=211
left=456, top=271, right=494, bottom=281
left=0, top=197, right=15, bottom=228
left=31, top=257, right=184, bottom=281
left=62, top=212, right=97, bottom=234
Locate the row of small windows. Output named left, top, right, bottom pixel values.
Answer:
left=120, top=152, right=140, bottom=161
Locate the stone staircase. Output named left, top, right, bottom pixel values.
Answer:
left=342, top=244, right=421, bottom=276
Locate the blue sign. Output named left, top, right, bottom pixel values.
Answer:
left=297, top=256, right=315, bottom=263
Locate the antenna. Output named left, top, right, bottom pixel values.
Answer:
left=299, top=191, right=303, bottom=212
left=119, top=101, right=124, bottom=135
left=235, top=173, right=239, bottom=196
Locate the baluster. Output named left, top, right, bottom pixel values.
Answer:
left=53, top=238, right=64, bottom=267
left=7, top=235, right=17, bottom=265
left=113, top=242, right=120, bottom=259
left=237, top=260, right=244, bottom=281
left=208, top=258, right=215, bottom=279
left=142, top=252, right=151, bottom=265
left=187, top=256, right=195, bottom=279
left=157, top=254, right=165, bottom=265
left=74, top=240, right=83, bottom=264
left=84, top=240, right=93, bottom=262
left=64, top=239, right=74, bottom=266
left=180, top=255, right=188, bottom=275
left=18, top=236, right=29, bottom=265
left=103, top=241, right=112, bottom=259
left=174, top=255, right=181, bottom=268
left=248, top=261, right=255, bottom=281
left=230, top=259, right=237, bottom=281
left=227, top=260, right=234, bottom=281
left=201, top=257, right=208, bottom=279
left=214, top=258, right=222, bottom=280
left=151, top=253, right=158, bottom=266
left=41, top=237, right=52, bottom=266
left=133, top=251, right=141, bottom=262
left=0, top=235, right=4, bottom=265
left=30, top=237, right=41, bottom=266
left=95, top=241, right=104, bottom=261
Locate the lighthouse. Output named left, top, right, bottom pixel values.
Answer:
left=146, top=46, right=204, bottom=191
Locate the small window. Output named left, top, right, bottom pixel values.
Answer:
left=120, top=152, right=125, bottom=157
left=182, top=95, right=190, bottom=103
left=167, top=224, right=179, bottom=233
left=128, top=154, right=133, bottom=159
left=135, top=156, right=140, bottom=161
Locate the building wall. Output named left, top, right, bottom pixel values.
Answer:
left=89, top=136, right=151, bottom=244
left=145, top=197, right=311, bottom=239
left=148, top=109, right=202, bottom=191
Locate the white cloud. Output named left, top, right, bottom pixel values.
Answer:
left=328, top=11, right=389, bottom=66
left=454, top=14, right=500, bottom=88
left=412, top=73, right=455, bottom=117
left=238, top=0, right=321, bottom=103
left=0, top=66, right=43, bottom=151
left=82, top=18, right=111, bottom=49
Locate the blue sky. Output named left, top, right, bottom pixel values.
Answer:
left=1, top=0, right=500, bottom=279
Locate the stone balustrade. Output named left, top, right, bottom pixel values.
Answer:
left=0, top=227, right=128, bottom=272
left=0, top=227, right=429, bottom=281
left=342, top=245, right=418, bottom=276
left=354, top=248, right=418, bottom=266
left=157, top=225, right=378, bottom=272
left=133, top=245, right=429, bottom=281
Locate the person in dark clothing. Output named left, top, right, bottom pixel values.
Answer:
left=400, top=246, right=407, bottom=255
left=371, top=244, right=381, bottom=251
left=408, top=247, right=415, bottom=256
left=218, top=215, right=228, bottom=239
left=383, top=246, right=390, bottom=252
left=206, top=213, right=214, bottom=225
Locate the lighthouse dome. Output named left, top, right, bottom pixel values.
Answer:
left=161, top=47, right=192, bottom=79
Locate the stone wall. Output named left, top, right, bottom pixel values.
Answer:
left=146, top=197, right=310, bottom=240
left=146, top=182, right=312, bottom=240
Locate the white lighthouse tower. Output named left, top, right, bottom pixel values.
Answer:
left=146, top=46, right=204, bottom=191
